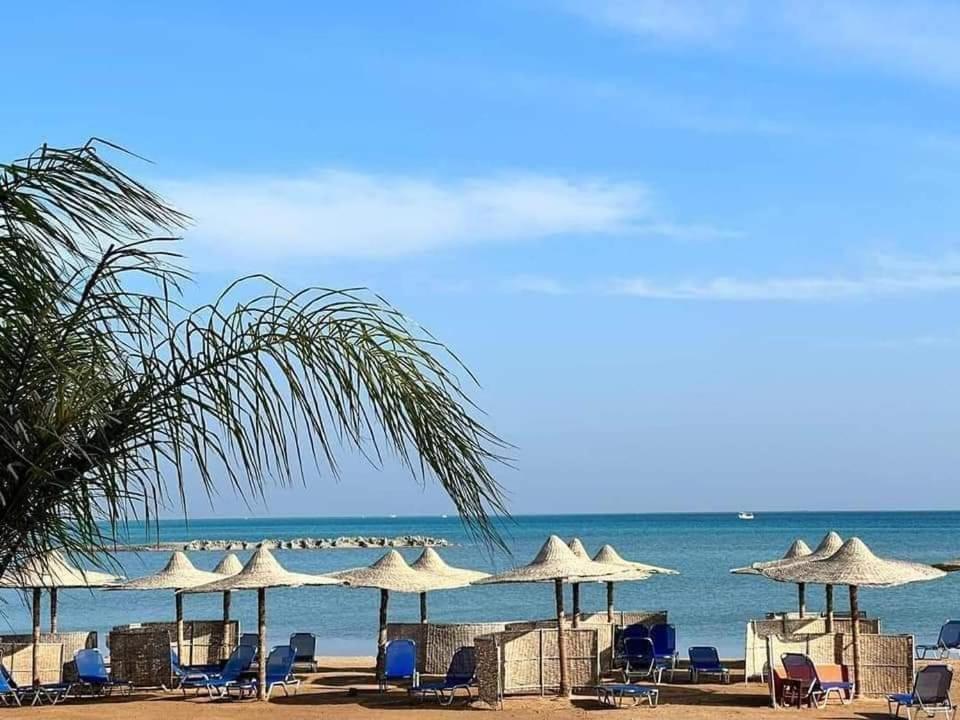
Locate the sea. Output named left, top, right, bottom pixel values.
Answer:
left=4, top=512, right=959, bottom=658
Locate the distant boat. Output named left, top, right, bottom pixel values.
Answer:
left=441, top=514, right=448, bottom=519
left=389, top=514, right=397, bottom=519
left=738, top=512, right=755, bottom=520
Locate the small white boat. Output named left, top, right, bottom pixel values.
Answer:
left=738, top=512, right=755, bottom=520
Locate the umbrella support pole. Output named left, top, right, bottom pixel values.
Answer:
left=31, top=587, right=41, bottom=685
left=606, top=582, right=614, bottom=624
left=555, top=578, right=569, bottom=697
left=825, top=585, right=834, bottom=633
left=49, top=588, right=58, bottom=633
left=797, top=582, right=806, bottom=618
left=176, top=593, right=185, bottom=666
left=222, top=591, right=232, bottom=660
left=849, top=585, right=861, bottom=699
left=257, top=588, right=267, bottom=701
left=571, top=583, right=580, bottom=628
left=419, top=592, right=427, bottom=624
left=376, top=589, right=389, bottom=680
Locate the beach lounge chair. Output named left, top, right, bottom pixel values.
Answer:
left=622, top=637, right=665, bottom=684
left=74, top=648, right=132, bottom=696
left=290, top=632, right=318, bottom=672
left=228, top=645, right=300, bottom=699
left=379, top=639, right=418, bottom=692
left=614, top=624, right=650, bottom=667
left=780, top=652, right=853, bottom=708
left=171, top=649, right=222, bottom=688
left=917, top=621, right=960, bottom=659
left=409, top=646, right=476, bottom=705
left=0, top=664, right=70, bottom=706
left=688, top=646, right=730, bottom=684
left=888, top=664, right=956, bottom=720
left=595, top=683, right=659, bottom=708
left=178, top=644, right=255, bottom=698
left=239, top=632, right=259, bottom=659
left=650, top=624, right=678, bottom=679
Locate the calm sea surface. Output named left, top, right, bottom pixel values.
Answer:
left=4, top=512, right=959, bottom=657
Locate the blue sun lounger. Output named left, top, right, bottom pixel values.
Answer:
left=74, top=649, right=132, bottom=697
left=0, top=664, right=70, bottom=706
left=410, top=647, right=476, bottom=705
left=178, top=644, right=255, bottom=698
left=379, top=639, right=418, bottom=692
left=917, top=621, right=960, bottom=660
left=688, top=646, right=730, bottom=684
left=595, top=683, right=659, bottom=708
left=888, top=665, right=956, bottom=719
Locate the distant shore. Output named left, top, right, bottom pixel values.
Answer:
left=121, top=535, right=451, bottom=552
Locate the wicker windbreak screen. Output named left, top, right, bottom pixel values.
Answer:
left=109, top=627, right=173, bottom=688
left=111, top=619, right=238, bottom=666
left=387, top=622, right=510, bottom=675
left=0, top=642, right=63, bottom=686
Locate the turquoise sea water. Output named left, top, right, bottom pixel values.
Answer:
left=4, top=512, right=959, bottom=658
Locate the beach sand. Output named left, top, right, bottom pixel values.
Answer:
left=5, top=656, right=952, bottom=719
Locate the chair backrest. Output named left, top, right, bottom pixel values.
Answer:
left=914, top=665, right=953, bottom=704
left=781, top=653, right=817, bottom=684
left=938, top=621, right=960, bottom=649
left=623, top=637, right=654, bottom=659
left=0, top=664, right=17, bottom=692
left=445, top=646, right=476, bottom=684
left=383, top=639, right=416, bottom=679
left=221, top=644, right=256, bottom=680
left=289, top=633, right=316, bottom=661
left=265, top=645, right=295, bottom=680
left=74, top=648, right=108, bottom=681
left=239, top=633, right=258, bottom=648
left=689, top=646, right=721, bottom=669
left=650, top=624, right=676, bottom=655
left=170, top=650, right=182, bottom=675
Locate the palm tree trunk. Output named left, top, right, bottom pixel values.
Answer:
left=419, top=592, right=427, bottom=624
left=571, top=583, right=580, bottom=628
left=849, top=585, right=861, bottom=698
left=257, top=588, right=267, bottom=701
left=797, top=582, right=806, bottom=617
left=49, top=588, right=58, bottom=633
left=376, top=589, right=389, bottom=679
left=222, top=591, right=232, bottom=660
left=606, top=582, right=614, bottom=623
left=31, top=587, right=41, bottom=685
left=555, top=578, right=569, bottom=697
left=825, top=584, right=834, bottom=632
left=175, top=593, right=185, bottom=665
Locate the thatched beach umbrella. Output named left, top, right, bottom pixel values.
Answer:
left=213, top=553, right=243, bottom=650
left=474, top=535, right=620, bottom=697
left=756, top=533, right=844, bottom=626
left=731, top=539, right=813, bottom=616
left=0, top=551, right=120, bottom=683
left=113, top=551, right=221, bottom=663
left=188, top=547, right=341, bottom=700
left=584, top=544, right=678, bottom=623
left=763, top=537, right=944, bottom=697
left=410, top=547, right=488, bottom=623
left=332, top=550, right=464, bottom=675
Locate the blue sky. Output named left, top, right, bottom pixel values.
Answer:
left=5, top=1, right=960, bottom=517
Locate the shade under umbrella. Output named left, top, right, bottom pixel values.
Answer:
left=333, top=550, right=464, bottom=676
left=580, top=544, right=678, bottom=623
left=410, top=548, right=488, bottom=623
left=762, top=537, right=944, bottom=697
left=0, top=551, right=120, bottom=683
left=113, top=551, right=221, bottom=664
left=731, top=539, right=813, bottom=616
left=188, top=547, right=341, bottom=700
left=474, top=535, right=621, bottom=697
left=213, top=554, right=243, bottom=656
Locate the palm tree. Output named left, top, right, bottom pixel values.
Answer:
left=0, top=140, right=507, bottom=579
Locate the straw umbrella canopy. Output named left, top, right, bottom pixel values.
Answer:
left=474, top=535, right=622, bottom=697
left=410, top=547, right=489, bottom=623
left=762, top=537, right=944, bottom=697
left=213, top=554, right=243, bottom=646
left=113, top=551, right=221, bottom=663
left=731, top=539, right=813, bottom=616
left=332, top=549, right=464, bottom=676
left=188, top=547, right=341, bottom=700
left=756, top=533, right=844, bottom=625
left=0, top=551, right=120, bottom=683
left=582, top=544, right=679, bottom=623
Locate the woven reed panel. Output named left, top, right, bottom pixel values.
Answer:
left=474, top=635, right=501, bottom=706
left=108, top=627, right=173, bottom=688
left=746, top=617, right=880, bottom=680
left=425, top=623, right=508, bottom=676
left=837, top=633, right=913, bottom=696
left=0, top=643, right=63, bottom=685
left=0, top=632, right=95, bottom=682
left=112, top=620, right=237, bottom=664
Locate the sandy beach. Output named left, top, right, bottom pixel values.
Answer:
left=4, top=656, right=952, bottom=719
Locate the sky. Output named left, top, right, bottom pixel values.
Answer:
left=4, top=1, right=960, bottom=518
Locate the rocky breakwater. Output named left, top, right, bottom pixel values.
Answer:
left=125, top=535, right=451, bottom=552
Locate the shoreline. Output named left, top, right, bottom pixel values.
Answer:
left=119, top=535, right=451, bottom=552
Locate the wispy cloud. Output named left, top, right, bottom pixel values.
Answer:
left=562, top=0, right=960, bottom=86
left=161, top=170, right=730, bottom=265
left=509, top=254, right=960, bottom=301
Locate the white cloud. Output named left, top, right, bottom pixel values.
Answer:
left=161, top=170, right=729, bottom=265
left=510, top=255, right=960, bottom=301
left=562, top=0, right=960, bottom=85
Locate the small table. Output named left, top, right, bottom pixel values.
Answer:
left=596, top=684, right=659, bottom=708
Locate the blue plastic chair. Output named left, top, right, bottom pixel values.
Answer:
left=621, top=637, right=665, bottom=684
left=688, top=646, right=730, bottom=684
left=409, top=646, right=476, bottom=705
left=261, top=645, right=300, bottom=699
left=179, top=644, right=255, bottom=697
left=74, top=649, right=132, bottom=696
left=379, top=639, right=418, bottom=692
left=917, top=621, right=960, bottom=660
left=290, top=633, right=318, bottom=671
left=650, top=623, right=678, bottom=678
left=614, top=624, right=650, bottom=667
left=888, top=664, right=955, bottom=719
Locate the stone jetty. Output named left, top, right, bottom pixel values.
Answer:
left=123, top=535, right=451, bottom=552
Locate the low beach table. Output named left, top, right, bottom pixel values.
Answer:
left=595, top=683, right=659, bottom=708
